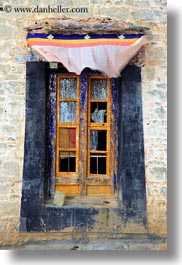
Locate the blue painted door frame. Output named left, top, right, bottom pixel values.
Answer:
left=19, top=62, right=147, bottom=233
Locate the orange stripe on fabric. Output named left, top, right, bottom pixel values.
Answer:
left=27, top=40, right=137, bottom=48
left=27, top=37, right=138, bottom=43
left=27, top=38, right=138, bottom=44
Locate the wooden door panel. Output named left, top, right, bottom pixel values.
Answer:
left=55, top=74, right=113, bottom=197
left=86, top=185, right=112, bottom=196
left=56, top=185, right=79, bottom=196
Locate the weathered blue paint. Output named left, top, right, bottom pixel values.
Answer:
left=20, top=62, right=147, bottom=232
left=14, top=53, right=37, bottom=63
left=80, top=73, right=88, bottom=110
left=80, top=68, right=102, bottom=110
left=111, top=78, right=120, bottom=192
left=47, top=73, right=57, bottom=198
left=117, top=65, right=146, bottom=223
left=111, top=78, right=120, bottom=120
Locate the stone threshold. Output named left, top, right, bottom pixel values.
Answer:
left=45, top=195, right=119, bottom=208
left=0, top=236, right=167, bottom=250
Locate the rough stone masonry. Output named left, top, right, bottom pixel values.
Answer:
left=0, top=0, right=167, bottom=250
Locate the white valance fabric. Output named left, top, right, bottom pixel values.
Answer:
left=27, top=33, right=149, bottom=77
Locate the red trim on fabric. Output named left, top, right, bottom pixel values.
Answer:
left=27, top=40, right=134, bottom=48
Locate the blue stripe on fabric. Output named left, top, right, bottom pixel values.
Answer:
left=27, top=33, right=144, bottom=40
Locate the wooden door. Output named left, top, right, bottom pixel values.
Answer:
left=55, top=74, right=113, bottom=197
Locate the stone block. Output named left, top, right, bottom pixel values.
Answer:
left=0, top=200, right=20, bottom=217
left=0, top=25, right=13, bottom=39
left=3, top=0, right=28, bottom=3
left=151, top=89, right=167, bottom=102
left=100, top=0, right=113, bottom=6
left=14, top=54, right=37, bottom=63
left=101, top=7, right=130, bottom=20
left=5, top=101, right=24, bottom=121
left=0, top=143, right=7, bottom=156
left=134, top=0, right=151, bottom=8
left=3, top=161, right=20, bottom=176
left=158, top=68, right=167, bottom=83
left=0, top=81, right=24, bottom=95
left=0, top=64, right=11, bottom=75
left=0, top=224, right=5, bottom=232
left=142, top=67, right=156, bottom=81
left=153, top=10, right=167, bottom=20
left=147, top=47, right=167, bottom=60
left=123, top=0, right=135, bottom=6
left=129, top=243, right=156, bottom=250
left=149, top=167, right=167, bottom=181
left=148, top=220, right=167, bottom=235
left=134, top=9, right=153, bottom=20
left=162, top=0, right=167, bottom=7
left=0, top=185, right=9, bottom=197
left=155, top=106, right=166, bottom=119
left=39, top=0, right=72, bottom=5
left=90, top=0, right=100, bottom=3
left=69, top=0, right=89, bottom=6
left=115, top=0, right=125, bottom=6
left=53, top=190, right=65, bottom=206
left=10, top=182, right=22, bottom=197
left=155, top=243, right=167, bottom=250
left=11, top=64, right=25, bottom=74
left=1, top=125, right=20, bottom=139
left=13, top=48, right=30, bottom=55
left=29, top=0, right=40, bottom=5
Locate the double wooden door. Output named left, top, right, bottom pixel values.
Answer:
left=55, top=74, right=113, bottom=197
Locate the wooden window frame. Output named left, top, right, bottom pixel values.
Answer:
left=88, top=75, right=111, bottom=179
left=56, top=75, right=80, bottom=178
left=55, top=74, right=113, bottom=197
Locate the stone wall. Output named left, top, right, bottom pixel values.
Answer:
left=0, top=0, right=167, bottom=249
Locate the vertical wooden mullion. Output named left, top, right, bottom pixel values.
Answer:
left=87, top=76, right=90, bottom=195
left=107, top=127, right=111, bottom=177
left=107, top=78, right=111, bottom=177
left=107, top=79, right=111, bottom=126
left=97, top=156, right=99, bottom=175
left=56, top=76, right=60, bottom=178
left=83, top=75, right=87, bottom=196
left=87, top=128, right=90, bottom=178
left=76, top=76, right=80, bottom=177
left=88, top=77, right=92, bottom=180
left=78, top=75, right=87, bottom=196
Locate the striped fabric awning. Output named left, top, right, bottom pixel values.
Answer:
left=27, top=33, right=149, bottom=77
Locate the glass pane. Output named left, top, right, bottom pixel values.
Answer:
left=90, top=130, right=107, bottom=151
left=90, top=154, right=106, bottom=174
left=59, top=128, right=76, bottom=148
left=91, top=102, right=107, bottom=123
left=59, top=151, right=76, bottom=172
left=90, top=156, right=97, bottom=174
left=91, top=79, right=107, bottom=100
left=60, top=102, right=76, bottom=122
left=60, top=78, right=77, bottom=98
left=98, top=156, right=106, bottom=174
